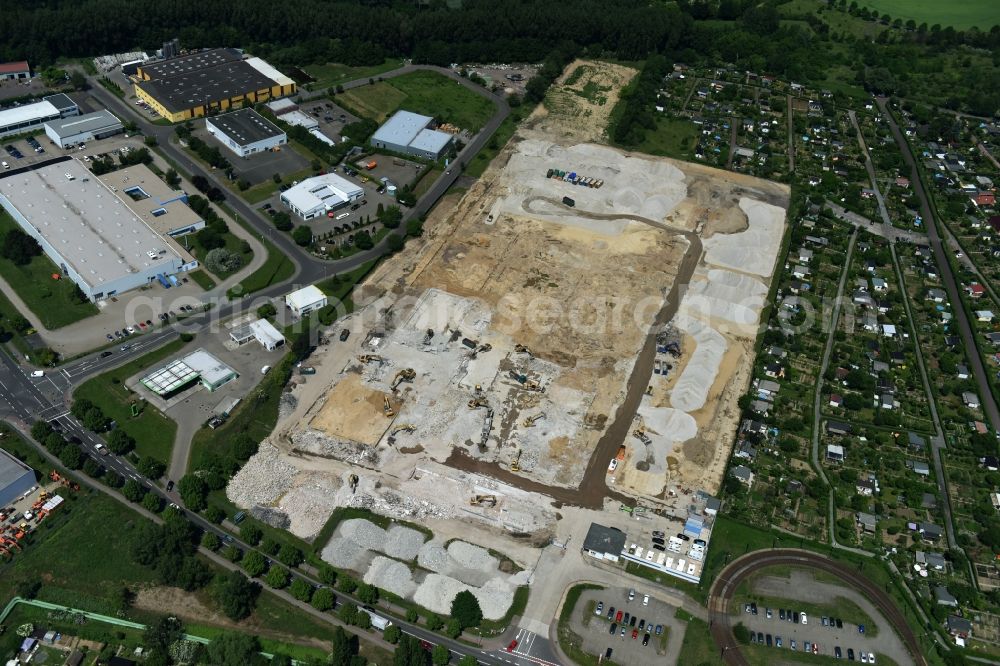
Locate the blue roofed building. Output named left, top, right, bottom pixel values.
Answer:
left=370, top=110, right=454, bottom=160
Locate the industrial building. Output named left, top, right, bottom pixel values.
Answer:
left=280, top=173, right=363, bottom=220
left=0, top=449, right=35, bottom=507
left=231, top=318, right=286, bottom=351
left=582, top=523, right=626, bottom=563
left=0, top=93, right=79, bottom=139
left=206, top=108, right=286, bottom=157
left=98, top=164, right=206, bottom=238
left=285, top=285, right=327, bottom=317
left=133, top=47, right=296, bottom=123
left=140, top=348, right=238, bottom=396
left=44, top=109, right=123, bottom=148
left=0, top=157, right=197, bottom=301
left=370, top=110, right=453, bottom=160
left=0, top=61, right=30, bottom=81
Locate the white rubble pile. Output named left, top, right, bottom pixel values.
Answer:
left=278, top=391, right=298, bottom=421
left=385, top=525, right=427, bottom=561
left=226, top=442, right=297, bottom=508
left=413, top=573, right=515, bottom=621
left=321, top=536, right=368, bottom=569
left=349, top=491, right=454, bottom=522
left=277, top=472, right=342, bottom=540
left=669, top=315, right=726, bottom=412
left=702, top=197, right=785, bottom=277
left=448, top=540, right=499, bottom=572
left=292, top=430, right=383, bottom=468
left=364, top=556, right=419, bottom=598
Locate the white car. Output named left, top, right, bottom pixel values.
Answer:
left=607, top=458, right=618, bottom=472
left=801, top=612, right=808, bottom=625
left=30, top=370, right=44, bottom=378
left=642, top=594, right=650, bottom=606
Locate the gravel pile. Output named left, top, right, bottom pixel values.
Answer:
left=339, top=518, right=387, bottom=551
left=447, top=541, right=499, bottom=572
left=384, top=525, right=425, bottom=561
left=321, top=537, right=367, bottom=570
left=416, top=542, right=450, bottom=573
left=293, top=431, right=383, bottom=468
left=364, top=556, right=418, bottom=599
left=278, top=391, right=298, bottom=421
left=413, top=573, right=468, bottom=616
left=475, top=578, right=517, bottom=620
left=251, top=506, right=291, bottom=530
left=226, top=443, right=296, bottom=508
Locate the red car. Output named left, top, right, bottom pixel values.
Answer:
left=506, top=640, right=518, bottom=653
left=615, top=611, right=623, bottom=623
left=632, top=629, right=639, bottom=640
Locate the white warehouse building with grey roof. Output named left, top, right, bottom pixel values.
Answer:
left=44, top=109, right=124, bottom=148
left=206, top=108, right=286, bottom=158
left=370, top=110, right=453, bottom=160
left=0, top=156, right=197, bottom=301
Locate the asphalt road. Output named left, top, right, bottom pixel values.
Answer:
left=707, top=549, right=927, bottom=666
left=876, top=96, right=1000, bottom=434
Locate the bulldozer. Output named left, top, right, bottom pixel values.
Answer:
left=522, top=412, right=546, bottom=428
left=469, top=494, right=497, bottom=507
left=383, top=396, right=395, bottom=418
left=357, top=354, right=385, bottom=365
left=468, top=343, right=493, bottom=359
left=391, top=368, right=416, bottom=391
left=468, top=396, right=489, bottom=409
left=510, top=449, right=522, bottom=473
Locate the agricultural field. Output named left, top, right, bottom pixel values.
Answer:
left=858, top=0, right=1000, bottom=30
left=336, top=70, right=495, bottom=132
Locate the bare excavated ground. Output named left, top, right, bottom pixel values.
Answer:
left=226, top=60, right=789, bottom=574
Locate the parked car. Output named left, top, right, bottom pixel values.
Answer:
left=642, top=633, right=650, bottom=646
left=595, top=602, right=603, bottom=616
left=609, top=623, right=617, bottom=635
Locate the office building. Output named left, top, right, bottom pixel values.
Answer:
left=280, top=173, right=363, bottom=220
left=44, top=109, right=123, bottom=148
left=0, top=449, right=35, bottom=507
left=285, top=285, right=327, bottom=316
left=370, top=110, right=453, bottom=160
left=98, top=164, right=206, bottom=238
left=0, top=94, right=79, bottom=139
left=206, top=108, right=286, bottom=157
left=134, top=47, right=295, bottom=123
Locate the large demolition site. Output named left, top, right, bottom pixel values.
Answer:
left=227, top=60, right=789, bottom=608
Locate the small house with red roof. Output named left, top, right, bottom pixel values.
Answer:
left=0, top=61, right=30, bottom=81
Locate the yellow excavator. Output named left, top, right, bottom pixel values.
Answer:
left=357, top=354, right=385, bottom=365
left=469, top=494, right=497, bottom=507
left=468, top=396, right=489, bottom=409
left=524, top=379, right=543, bottom=392
left=514, top=344, right=532, bottom=355
left=522, top=412, right=546, bottom=428
left=348, top=474, right=359, bottom=493
left=383, top=396, right=395, bottom=418
left=391, top=368, right=416, bottom=391
left=633, top=426, right=651, bottom=445
left=510, top=449, right=522, bottom=472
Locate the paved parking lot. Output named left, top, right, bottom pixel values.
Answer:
left=193, top=126, right=310, bottom=186
left=351, top=152, right=423, bottom=190
left=570, top=586, right=685, bottom=665
left=297, top=99, right=358, bottom=143
left=737, top=569, right=910, bottom=663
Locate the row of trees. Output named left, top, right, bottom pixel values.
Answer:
left=609, top=55, right=669, bottom=146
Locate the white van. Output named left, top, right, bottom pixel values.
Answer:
left=1, top=161, right=8, bottom=170
left=261, top=365, right=271, bottom=375
left=30, top=370, right=44, bottom=378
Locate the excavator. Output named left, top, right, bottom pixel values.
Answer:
left=633, top=426, right=652, bottom=445
left=514, top=344, right=532, bottom=356
left=357, top=354, right=385, bottom=365
left=468, top=343, right=492, bottom=359
left=524, top=379, right=543, bottom=392
left=391, top=368, right=416, bottom=391
left=522, top=412, right=546, bottom=428
left=469, top=494, right=497, bottom=507
left=383, top=396, right=395, bottom=418
left=510, top=449, right=522, bottom=473
left=387, top=424, right=415, bottom=445
left=348, top=474, right=359, bottom=494
left=468, top=396, right=489, bottom=409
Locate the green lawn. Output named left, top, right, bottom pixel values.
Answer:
left=466, top=107, right=525, bottom=178
left=302, top=59, right=404, bottom=89
left=74, top=338, right=188, bottom=463
left=226, top=235, right=294, bottom=298
left=631, top=117, right=699, bottom=160
left=339, top=70, right=495, bottom=132
left=0, top=210, right=99, bottom=329
left=186, top=269, right=216, bottom=290
left=858, top=0, right=999, bottom=30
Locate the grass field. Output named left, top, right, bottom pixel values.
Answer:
left=466, top=106, right=526, bottom=178
left=631, top=117, right=700, bottom=160
left=186, top=269, right=216, bottom=290
left=0, top=210, right=99, bottom=329
left=74, top=338, right=188, bottom=463
left=226, top=235, right=295, bottom=298
left=338, top=70, right=495, bottom=132
left=302, top=59, right=403, bottom=89
left=858, top=0, right=999, bottom=30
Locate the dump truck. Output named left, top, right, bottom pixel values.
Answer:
left=562, top=196, right=575, bottom=207
left=461, top=337, right=478, bottom=350
left=616, top=445, right=627, bottom=460
left=365, top=160, right=377, bottom=170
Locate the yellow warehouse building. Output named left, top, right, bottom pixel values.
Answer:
left=133, top=47, right=296, bottom=123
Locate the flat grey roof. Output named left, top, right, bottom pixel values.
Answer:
left=45, top=109, right=122, bottom=138
left=0, top=157, right=181, bottom=289
left=136, top=58, right=280, bottom=113
left=207, top=108, right=284, bottom=146
left=44, top=93, right=78, bottom=112
left=582, top=523, right=626, bottom=554
left=409, top=128, right=452, bottom=154
left=139, top=47, right=242, bottom=80
left=371, top=110, right=433, bottom=147
left=0, top=448, right=32, bottom=491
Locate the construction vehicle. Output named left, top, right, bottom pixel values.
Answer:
left=513, top=344, right=532, bottom=356
left=423, top=329, right=435, bottom=345
left=522, top=412, right=546, bottom=428
left=616, top=445, right=627, bottom=460
left=391, top=368, right=416, bottom=391
left=387, top=424, right=415, bottom=445
left=468, top=343, right=492, bottom=359
left=524, top=379, right=543, bottom=392
left=633, top=427, right=652, bottom=445
left=510, top=449, right=522, bottom=473
left=509, top=370, right=527, bottom=384
left=357, top=354, right=385, bottom=365
left=383, top=396, right=395, bottom=418
left=348, top=474, right=359, bottom=494
left=468, top=396, right=489, bottom=409
left=469, top=494, right=497, bottom=507
left=461, top=337, right=478, bottom=350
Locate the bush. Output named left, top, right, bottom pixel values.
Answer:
left=311, top=587, right=335, bottom=611
left=2, top=229, right=42, bottom=265
left=107, top=428, right=135, bottom=455
left=201, top=532, right=220, bottom=551
left=292, top=225, right=313, bottom=246
left=384, top=625, right=402, bottom=643
left=256, top=303, right=277, bottom=319
left=272, top=212, right=293, bottom=231
left=205, top=248, right=244, bottom=275
left=265, top=566, right=289, bottom=589
left=451, top=590, right=483, bottom=629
